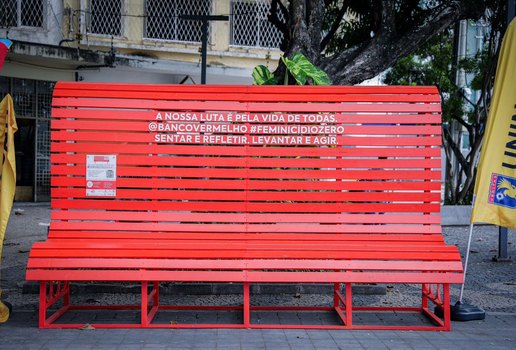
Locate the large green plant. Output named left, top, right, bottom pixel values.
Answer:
left=252, top=53, right=330, bottom=86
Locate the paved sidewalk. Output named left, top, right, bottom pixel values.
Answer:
left=0, top=311, right=514, bottom=350
left=1, top=204, right=515, bottom=349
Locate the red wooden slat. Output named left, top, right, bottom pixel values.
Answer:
left=51, top=188, right=441, bottom=203
left=50, top=130, right=442, bottom=146
left=52, top=89, right=441, bottom=102
left=51, top=211, right=441, bottom=224
left=48, top=222, right=442, bottom=234
left=52, top=98, right=441, bottom=113
left=51, top=177, right=442, bottom=191
left=26, top=269, right=461, bottom=284
left=52, top=108, right=442, bottom=124
left=52, top=119, right=442, bottom=135
left=50, top=166, right=441, bottom=180
left=32, top=239, right=454, bottom=250
left=51, top=142, right=441, bottom=158
left=53, top=81, right=439, bottom=95
left=28, top=248, right=459, bottom=261
left=51, top=199, right=440, bottom=213
left=46, top=232, right=444, bottom=242
left=27, top=258, right=463, bottom=271
left=51, top=154, right=442, bottom=169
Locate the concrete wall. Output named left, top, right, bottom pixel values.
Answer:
left=73, top=0, right=281, bottom=73
left=2, top=0, right=281, bottom=84
left=0, top=0, right=64, bottom=46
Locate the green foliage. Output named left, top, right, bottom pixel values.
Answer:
left=384, top=25, right=494, bottom=204
left=384, top=29, right=466, bottom=123
left=253, top=53, right=330, bottom=86
left=252, top=65, right=279, bottom=85
left=459, top=49, right=491, bottom=92
left=322, top=0, right=445, bottom=55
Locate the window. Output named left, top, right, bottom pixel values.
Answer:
left=231, top=0, right=284, bottom=49
left=87, top=0, right=122, bottom=36
left=144, top=0, right=212, bottom=42
left=0, top=0, right=44, bottom=28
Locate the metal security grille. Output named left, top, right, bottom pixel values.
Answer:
left=86, top=0, right=122, bottom=36
left=0, top=0, right=17, bottom=27
left=144, top=0, right=212, bottom=42
left=35, top=80, right=54, bottom=202
left=0, top=77, right=54, bottom=201
left=0, top=0, right=44, bottom=28
left=21, top=0, right=43, bottom=27
left=231, top=0, right=284, bottom=48
left=11, top=78, right=35, bottom=117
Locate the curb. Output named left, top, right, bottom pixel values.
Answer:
left=441, top=205, right=471, bottom=226
left=22, top=282, right=386, bottom=296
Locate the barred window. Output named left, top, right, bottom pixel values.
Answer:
left=87, top=0, right=122, bottom=36
left=144, top=0, right=212, bottom=43
left=231, top=0, right=284, bottom=49
left=0, top=0, right=44, bottom=28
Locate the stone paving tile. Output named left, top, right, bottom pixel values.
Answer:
left=2, top=312, right=516, bottom=349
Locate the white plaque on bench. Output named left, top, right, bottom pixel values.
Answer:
left=86, top=155, right=117, bottom=197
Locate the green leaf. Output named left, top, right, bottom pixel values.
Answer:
left=252, top=65, right=278, bottom=85
left=282, top=55, right=307, bottom=85
left=282, top=53, right=331, bottom=85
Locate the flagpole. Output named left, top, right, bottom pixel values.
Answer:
left=459, top=221, right=475, bottom=303
left=446, top=195, right=485, bottom=321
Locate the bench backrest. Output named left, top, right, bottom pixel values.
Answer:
left=50, top=83, right=443, bottom=240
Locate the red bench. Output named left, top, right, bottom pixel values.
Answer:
left=26, top=83, right=463, bottom=330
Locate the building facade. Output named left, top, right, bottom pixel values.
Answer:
left=1, top=0, right=284, bottom=201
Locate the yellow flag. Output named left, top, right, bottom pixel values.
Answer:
left=470, top=19, right=516, bottom=229
left=0, top=94, right=17, bottom=322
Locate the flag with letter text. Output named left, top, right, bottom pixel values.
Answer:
left=470, top=19, right=516, bottom=229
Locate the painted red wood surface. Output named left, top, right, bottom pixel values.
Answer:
left=26, top=83, right=462, bottom=330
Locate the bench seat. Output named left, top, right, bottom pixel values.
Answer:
left=26, top=83, right=463, bottom=330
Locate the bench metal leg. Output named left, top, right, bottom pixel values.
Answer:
left=153, top=282, right=160, bottom=306
left=141, top=281, right=148, bottom=327
left=333, top=282, right=353, bottom=327
left=39, top=281, right=71, bottom=328
left=333, top=283, right=340, bottom=308
left=345, top=283, right=353, bottom=327
left=141, top=281, right=161, bottom=327
left=443, top=284, right=451, bottom=331
left=147, top=282, right=159, bottom=325
left=63, top=281, right=71, bottom=308
left=421, top=283, right=450, bottom=330
left=39, top=282, right=47, bottom=328
left=243, top=282, right=250, bottom=328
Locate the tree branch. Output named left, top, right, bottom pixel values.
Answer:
left=324, top=1, right=487, bottom=85
left=448, top=111, right=471, bottom=131
left=443, top=126, right=469, bottom=172
left=320, top=1, right=349, bottom=51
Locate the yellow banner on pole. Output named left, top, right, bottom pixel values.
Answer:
left=470, top=18, right=516, bottom=229
left=0, top=94, right=17, bottom=323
